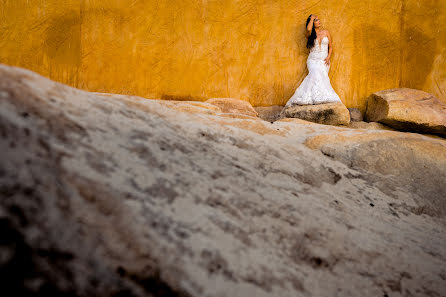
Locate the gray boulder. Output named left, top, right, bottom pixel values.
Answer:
left=1, top=64, right=446, bottom=297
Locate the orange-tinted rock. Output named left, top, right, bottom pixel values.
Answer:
left=346, top=121, right=396, bottom=131
left=365, top=88, right=446, bottom=136
left=205, top=98, right=258, bottom=117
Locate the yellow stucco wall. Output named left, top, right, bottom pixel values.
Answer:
left=1, top=0, right=445, bottom=111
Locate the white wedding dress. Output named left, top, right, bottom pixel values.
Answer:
left=285, top=36, right=342, bottom=107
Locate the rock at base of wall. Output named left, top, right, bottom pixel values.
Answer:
left=280, top=102, right=350, bottom=126
left=347, top=108, right=363, bottom=122
left=365, top=88, right=446, bottom=136
left=254, top=105, right=284, bottom=122
left=205, top=98, right=259, bottom=117
left=346, top=121, right=396, bottom=131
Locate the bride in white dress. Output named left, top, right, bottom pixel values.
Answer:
left=285, top=14, right=342, bottom=107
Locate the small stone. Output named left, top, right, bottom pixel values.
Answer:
left=347, top=108, right=363, bottom=122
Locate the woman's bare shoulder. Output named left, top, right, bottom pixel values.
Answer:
left=322, top=29, right=331, bottom=39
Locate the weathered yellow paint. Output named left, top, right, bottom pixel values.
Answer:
left=1, top=0, right=445, bottom=112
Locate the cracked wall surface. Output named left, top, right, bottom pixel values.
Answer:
left=0, top=0, right=445, bottom=111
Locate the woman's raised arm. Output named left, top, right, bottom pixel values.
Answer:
left=306, top=15, right=315, bottom=37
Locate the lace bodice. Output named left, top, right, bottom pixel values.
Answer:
left=308, top=36, right=329, bottom=60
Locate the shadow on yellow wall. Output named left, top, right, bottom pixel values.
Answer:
left=0, top=0, right=445, bottom=112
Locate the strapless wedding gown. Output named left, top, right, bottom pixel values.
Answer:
left=285, top=36, right=342, bottom=107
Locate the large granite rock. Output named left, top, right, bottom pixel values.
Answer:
left=1, top=64, right=446, bottom=297
left=365, top=88, right=446, bottom=136
left=304, top=130, right=446, bottom=216
left=280, top=102, right=350, bottom=126
left=205, top=98, right=259, bottom=117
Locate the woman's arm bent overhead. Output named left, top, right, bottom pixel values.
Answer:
left=306, top=14, right=315, bottom=38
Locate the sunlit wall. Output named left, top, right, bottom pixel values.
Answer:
left=1, top=0, right=445, bottom=111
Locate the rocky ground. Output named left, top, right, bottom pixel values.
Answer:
left=1, top=64, right=446, bottom=297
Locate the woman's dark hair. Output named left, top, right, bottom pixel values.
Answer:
left=306, top=14, right=317, bottom=49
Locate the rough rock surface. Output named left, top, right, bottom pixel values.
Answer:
left=365, top=88, right=446, bottom=136
left=305, top=131, right=446, bottom=216
left=346, top=121, right=396, bottom=131
left=1, top=64, right=446, bottom=297
left=280, top=103, right=350, bottom=126
left=347, top=108, right=363, bottom=122
left=254, top=105, right=284, bottom=122
left=205, top=98, right=259, bottom=117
